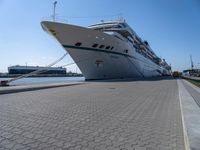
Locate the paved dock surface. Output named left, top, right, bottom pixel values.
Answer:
left=0, top=82, right=85, bottom=95
left=0, top=78, right=185, bottom=150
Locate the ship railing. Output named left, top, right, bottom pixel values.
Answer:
left=41, top=16, right=68, bottom=23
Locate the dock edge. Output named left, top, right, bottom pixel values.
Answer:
left=178, top=80, right=191, bottom=150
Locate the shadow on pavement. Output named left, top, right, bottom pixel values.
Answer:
left=86, top=76, right=176, bottom=82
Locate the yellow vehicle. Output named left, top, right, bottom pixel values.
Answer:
left=172, top=71, right=181, bottom=77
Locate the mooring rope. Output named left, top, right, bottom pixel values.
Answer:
left=8, top=53, right=68, bottom=83
left=5, top=54, right=94, bottom=85
left=0, top=54, right=98, bottom=86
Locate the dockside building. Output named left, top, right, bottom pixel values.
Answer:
left=8, top=65, right=66, bottom=76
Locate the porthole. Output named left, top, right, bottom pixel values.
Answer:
left=99, top=45, right=105, bottom=49
left=92, top=44, right=98, bottom=48
left=105, top=46, right=110, bottom=49
left=124, top=49, right=128, bottom=53
left=75, top=42, right=82, bottom=46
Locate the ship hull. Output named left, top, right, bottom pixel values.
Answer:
left=41, top=21, right=162, bottom=80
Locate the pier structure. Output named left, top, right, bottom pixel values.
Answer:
left=0, top=77, right=200, bottom=149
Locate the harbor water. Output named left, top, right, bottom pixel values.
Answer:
left=0, top=77, right=85, bottom=86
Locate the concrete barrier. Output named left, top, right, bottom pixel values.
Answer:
left=182, top=76, right=200, bottom=83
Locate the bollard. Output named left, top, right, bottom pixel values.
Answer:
left=0, top=80, right=9, bottom=86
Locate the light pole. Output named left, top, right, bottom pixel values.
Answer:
left=53, top=1, right=57, bottom=21
left=190, top=55, right=194, bottom=70
left=197, top=63, right=200, bottom=69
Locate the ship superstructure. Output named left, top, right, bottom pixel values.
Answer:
left=41, top=19, right=171, bottom=80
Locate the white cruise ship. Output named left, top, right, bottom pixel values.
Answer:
left=41, top=19, right=171, bottom=80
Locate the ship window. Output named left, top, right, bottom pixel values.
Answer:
left=120, top=23, right=126, bottom=28
left=99, top=45, right=105, bottom=49
left=105, top=46, right=110, bottom=49
left=136, top=48, right=141, bottom=53
left=111, top=46, right=114, bottom=50
left=114, top=35, right=123, bottom=41
left=128, top=39, right=133, bottom=43
left=133, top=45, right=137, bottom=49
left=124, top=49, right=128, bottom=53
left=75, top=42, right=82, bottom=46
left=92, top=44, right=98, bottom=48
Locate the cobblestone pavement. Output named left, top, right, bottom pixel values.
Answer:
left=0, top=79, right=185, bottom=150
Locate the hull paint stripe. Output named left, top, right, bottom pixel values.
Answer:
left=62, top=44, right=133, bottom=58
left=62, top=44, right=160, bottom=70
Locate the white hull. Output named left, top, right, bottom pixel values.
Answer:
left=41, top=21, right=164, bottom=80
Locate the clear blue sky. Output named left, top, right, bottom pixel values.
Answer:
left=0, top=0, right=200, bottom=73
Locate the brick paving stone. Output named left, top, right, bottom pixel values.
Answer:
left=0, top=78, right=185, bottom=149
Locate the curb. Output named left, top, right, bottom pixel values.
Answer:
left=0, top=82, right=85, bottom=95
left=177, top=80, right=191, bottom=150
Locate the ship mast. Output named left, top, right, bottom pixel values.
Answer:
left=53, top=1, right=57, bottom=21
left=190, top=55, right=194, bottom=70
